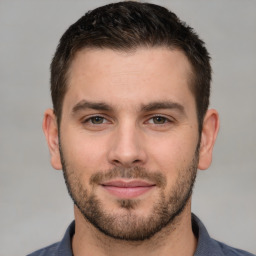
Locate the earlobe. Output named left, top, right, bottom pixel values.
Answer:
left=198, top=109, right=219, bottom=170
left=42, top=109, right=62, bottom=170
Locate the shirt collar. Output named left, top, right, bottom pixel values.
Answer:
left=57, top=214, right=223, bottom=256
left=192, top=213, right=225, bottom=256
left=57, top=220, right=75, bottom=256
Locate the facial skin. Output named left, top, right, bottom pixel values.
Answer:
left=43, top=47, right=219, bottom=254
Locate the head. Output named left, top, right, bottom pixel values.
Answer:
left=51, top=1, right=211, bottom=133
left=44, top=1, right=219, bottom=242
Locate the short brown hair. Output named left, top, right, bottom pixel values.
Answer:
left=51, top=1, right=211, bottom=132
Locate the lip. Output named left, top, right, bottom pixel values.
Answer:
left=101, top=180, right=156, bottom=199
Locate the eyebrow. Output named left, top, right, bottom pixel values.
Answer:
left=72, top=99, right=186, bottom=116
left=72, top=100, right=113, bottom=113
left=141, top=101, right=186, bottom=115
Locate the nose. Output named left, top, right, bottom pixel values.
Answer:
left=107, top=122, right=147, bottom=167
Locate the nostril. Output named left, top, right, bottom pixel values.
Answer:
left=107, top=137, right=147, bottom=167
left=111, top=158, right=141, bottom=167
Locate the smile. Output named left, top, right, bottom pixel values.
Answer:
left=100, top=180, right=156, bottom=199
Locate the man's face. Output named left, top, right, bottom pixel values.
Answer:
left=58, top=48, right=200, bottom=240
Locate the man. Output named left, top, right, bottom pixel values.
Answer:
left=28, top=1, right=254, bottom=256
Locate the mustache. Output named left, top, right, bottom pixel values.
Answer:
left=89, top=166, right=166, bottom=188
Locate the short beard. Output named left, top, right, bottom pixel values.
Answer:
left=60, top=145, right=198, bottom=241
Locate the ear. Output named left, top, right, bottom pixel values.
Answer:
left=198, top=109, right=219, bottom=170
left=42, top=109, right=62, bottom=170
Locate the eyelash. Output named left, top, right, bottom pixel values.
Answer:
left=147, top=115, right=172, bottom=125
left=82, top=114, right=173, bottom=126
left=82, top=115, right=109, bottom=125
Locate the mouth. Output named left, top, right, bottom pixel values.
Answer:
left=100, top=180, right=156, bottom=199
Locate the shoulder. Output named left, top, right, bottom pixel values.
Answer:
left=27, top=242, right=59, bottom=256
left=192, top=214, right=255, bottom=256
left=27, top=221, right=75, bottom=256
left=215, top=240, right=255, bottom=256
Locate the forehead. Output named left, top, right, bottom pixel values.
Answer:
left=64, top=47, right=195, bottom=110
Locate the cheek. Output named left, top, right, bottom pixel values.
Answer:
left=60, top=127, right=109, bottom=173
left=146, top=132, right=198, bottom=175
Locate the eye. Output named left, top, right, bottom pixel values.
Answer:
left=90, top=116, right=105, bottom=124
left=148, top=116, right=169, bottom=124
left=83, top=116, right=107, bottom=125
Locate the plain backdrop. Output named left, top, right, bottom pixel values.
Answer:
left=0, top=1, right=255, bottom=255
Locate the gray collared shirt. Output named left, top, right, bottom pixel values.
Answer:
left=27, top=214, right=255, bottom=256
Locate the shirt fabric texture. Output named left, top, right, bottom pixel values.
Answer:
left=27, top=214, right=255, bottom=256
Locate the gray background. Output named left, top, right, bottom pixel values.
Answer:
left=0, top=1, right=255, bottom=255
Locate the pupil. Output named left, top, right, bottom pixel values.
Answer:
left=154, top=116, right=165, bottom=124
left=93, top=117, right=103, bottom=124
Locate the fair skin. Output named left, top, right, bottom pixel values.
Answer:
left=43, top=47, right=219, bottom=256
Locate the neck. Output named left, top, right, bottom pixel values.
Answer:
left=72, top=201, right=197, bottom=256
